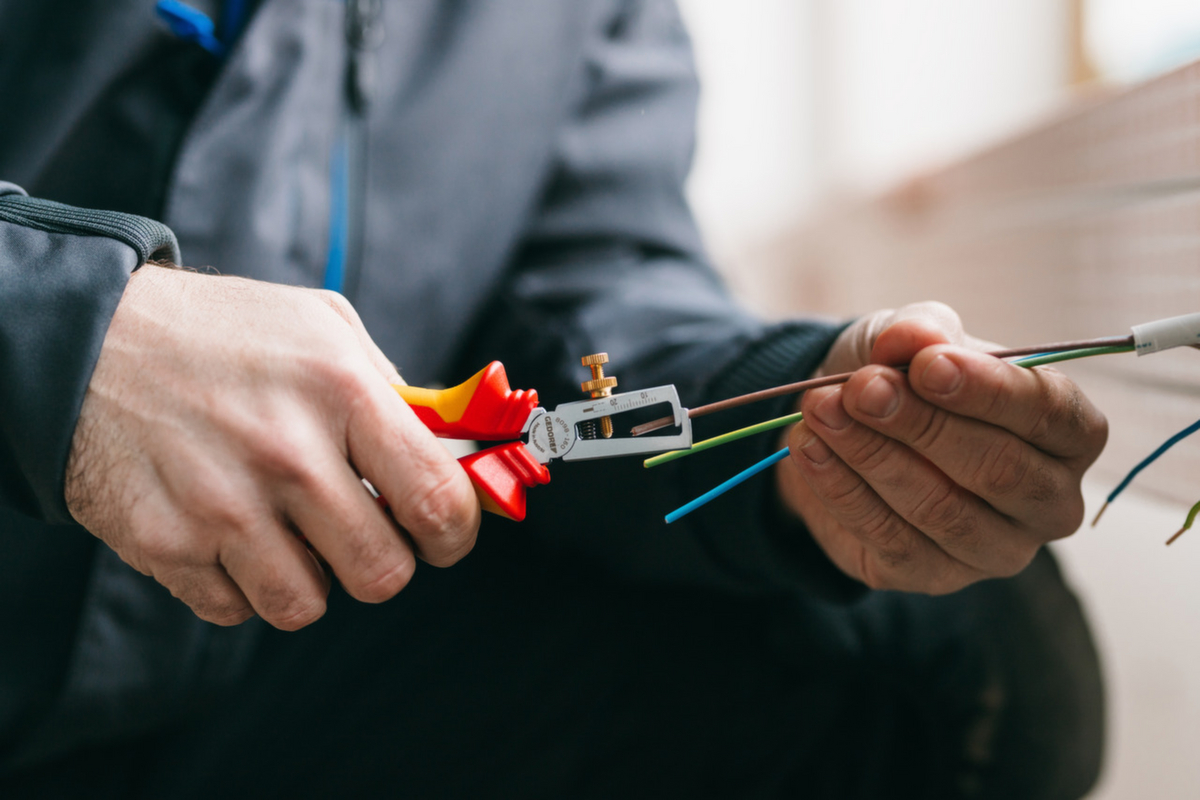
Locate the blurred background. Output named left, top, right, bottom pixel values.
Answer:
left=675, top=1, right=1200, bottom=797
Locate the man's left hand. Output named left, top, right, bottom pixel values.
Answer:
left=776, top=302, right=1108, bottom=594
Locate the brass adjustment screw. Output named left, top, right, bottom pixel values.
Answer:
left=581, top=353, right=618, bottom=438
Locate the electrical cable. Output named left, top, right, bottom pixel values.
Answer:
left=648, top=345, right=1133, bottom=473
left=1011, top=344, right=1134, bottom=368
left=660, top=339, right=1145, bottom=525
left=1092, top=417, right=1200, bottom=526
left=644, top=412, right=803, bottom=469
left=1166, top=499, right=1200, bottom=546
left=664, top=447, right=790, bottom=523
left=632, top=335, right=1135, bottom=436
left=658, top=317, right=1197, bottom=526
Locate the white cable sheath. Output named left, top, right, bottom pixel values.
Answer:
left=1132, top=312, right=1200, bottom=356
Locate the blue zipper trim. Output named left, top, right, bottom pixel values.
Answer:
left=157, top=0, right=349, bottom=293
left=155, top=0, right=253, bottom=57
left=323, top=130, right=350, bottom=292
left=323, top=0, right=355, bottom=295
left=220, top=0, right=248, bottom=41
left=155, top=0, right=226, bottom=56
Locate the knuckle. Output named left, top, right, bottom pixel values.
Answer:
left=1023, top=371, right=1070, bottom=443
left=135, top=525, right=191, bottom=567
left=316, top=357, right=372, bottom=403
left=315, top=288, right=355, bottom=318
left=1040, top=488, right=1086, bottom=540
left=267, top=592, right=327, bottom=632
left=856, top=510, right=914, bottom=568
left=858, top=552, right=894, bottom=591
left=172, top=462, right=242, bottom=515
left=911, top=481, right=978, bottom=545
left=196, top=600, right=256, bottom=627
left=909, top=406, right=950, bottom=452
left=1023, top=371, right=1109, bottom=464
left=994, top=546, right=1038, bottom=579
left=354, top=556, right=416, bottom=604
left=245, top=430, right=319, bottom=486
left=840, top=432, right=894, bottom=474
left=197, top=493, right=261, bottom=536
left=406, top=470, right=480, bottom=557
left=923, top=567, right=974, bottom=596
left=819, top=470, right=871, bottom=507
left=277, top=459, right=325, bottom=498
left=1024, top=462, right=1061, bottom=505
left=320, top=503, right=417, bottom=602
left=1083, top=409, right=1110, bottom=460
left=1061, top=490, right=1086, bottom=533
left=1062, top=381, right=1109, bottom=459
left=973, top=438, right=1032, bottom=497
left=982, top=372, right=1015, bottom=419
left=1059, top=379, right=1086, bottom=426
left=159, top=567, right=255, bottom=625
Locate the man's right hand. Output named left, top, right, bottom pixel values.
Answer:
left=64, top=266, right=481, bottom=630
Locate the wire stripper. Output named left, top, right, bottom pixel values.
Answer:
left=392, top=358, right=692, bottom=521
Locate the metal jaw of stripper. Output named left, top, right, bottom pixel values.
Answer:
left=519, top=385, right=692, bottom=465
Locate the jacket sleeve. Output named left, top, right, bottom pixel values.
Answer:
left=452, top=1, right=864, bottom=602
left=0, top=181, right=179, bottom=524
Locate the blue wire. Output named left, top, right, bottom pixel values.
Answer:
left=1105, top=418, right=1200, bottom=505
left=665, top=447, right=791, bottom=524
left=1012, top=351, right=1056, bottom=363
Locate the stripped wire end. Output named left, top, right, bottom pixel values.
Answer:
left=1165, top=499, right=1200, bottom=546
left=1091, top=501, right=1109, bottom=528
left=1097, top=418, right=1200, bottom=526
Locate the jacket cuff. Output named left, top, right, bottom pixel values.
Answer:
left=677, top=320, right=868, bottom=604
left=0, top=185, right=181, bottom=523
left=0, top=192, right=180, bottom=265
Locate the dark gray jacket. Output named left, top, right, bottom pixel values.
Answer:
left=0, top=0, right=849, bottom=767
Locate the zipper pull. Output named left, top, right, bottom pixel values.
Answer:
left=345, top=0, right=385, bottom=113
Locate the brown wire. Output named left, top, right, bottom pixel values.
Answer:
left=630, top=334, right=1134, bottom=436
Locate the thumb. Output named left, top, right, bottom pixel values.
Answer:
left=817, top=307, right=901, bottom=375
left=820, top=301, right=985, bottom=376
left=870, top=301, right=966, bottom=366
left=871, top=301, right=1004, bottom=365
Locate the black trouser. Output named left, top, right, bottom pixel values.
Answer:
left=1, top=543, right=1103, bottom=800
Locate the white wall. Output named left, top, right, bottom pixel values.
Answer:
left=676, top=0, right=818, bottom=277
left=816, top=0, right=1069, bottom=193
left=678, top=0, right=1069, bottom=292
left=1086, top=0, right=1200, bottom=82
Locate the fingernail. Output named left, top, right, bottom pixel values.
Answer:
left=811, top=390, right=851, bottom=430
left=792, top=425, right=833, bottom=464
left=857, top=375, right=899, bottom=418
left=922, top=355, right=962, bottom=394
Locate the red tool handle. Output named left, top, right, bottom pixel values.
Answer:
left=459, top=442, right=551, bottom=521
left=393, top=362, right=538, bottom=440
left=373, top=443, right=549, bottom=523
left=389, top=362, right=549, bottom=520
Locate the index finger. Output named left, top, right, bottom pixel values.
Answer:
left=346, top=377, right=481, bottom=567
left=907, top=345, right=1108, bottom=463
